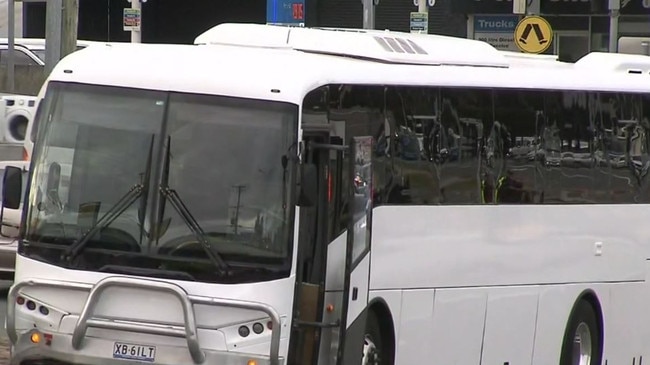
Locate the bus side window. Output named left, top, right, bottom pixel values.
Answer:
left=326, top=84, right=386, bottom=240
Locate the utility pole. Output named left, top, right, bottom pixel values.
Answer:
left=7, top=0, right=18, bottom=93
left=608, top=0, right=620, bottom=52
left=418, top=0, right=426, bottom=14
left=45, top=0, right=78, bottom=75
left=7, top=0, right=78, bottom=92
left=231, top=185, right=247, bottom=235
left=128, top=0, right=142, bottom=43
left=62, top=0, right=79, bottom=58
left=44, top=0, right=63, bottom=75
left=361, top=0, right=377, bottom=30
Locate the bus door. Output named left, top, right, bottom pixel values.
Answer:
left=289, top=132, right=343, bottom=365
left=289, top=134, right=374, bottom=365
left=336, top=135, right=374, bottom=365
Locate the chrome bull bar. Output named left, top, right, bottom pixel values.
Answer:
left=7, top=276, right=282, bottom=365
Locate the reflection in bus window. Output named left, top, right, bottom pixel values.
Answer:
left=308, top=84, right=650, bottom=208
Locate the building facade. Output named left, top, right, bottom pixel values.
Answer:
left=22, top=0, right=466, bottom=44
left=454, top=0, right=650, bottom=61
left=22, top=0, right=649, bottom=60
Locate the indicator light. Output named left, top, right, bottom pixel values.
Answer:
left=252, top=323, right=264, bottom=334
left=238, top=326, right=250, bottom=337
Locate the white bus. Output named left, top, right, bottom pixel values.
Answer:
left=5, top=23, right=650, bottom=365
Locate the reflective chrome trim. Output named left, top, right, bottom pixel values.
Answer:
left=8, top=276, right=282, bottom=365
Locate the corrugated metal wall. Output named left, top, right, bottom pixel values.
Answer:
left=24, top=0, right=466, bottom=43
left=24, top=0, right=266, bottom=44
left=317, top=0, right=364, bottom=28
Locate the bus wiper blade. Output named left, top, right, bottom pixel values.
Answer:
left=63, top=184, right=145, bottom=262
left=64, top=134, right=155, bottom=262
left=159, top=185, right=230, bottom=276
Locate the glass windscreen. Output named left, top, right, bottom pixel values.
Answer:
left=22, top=82, right=297, bottom=284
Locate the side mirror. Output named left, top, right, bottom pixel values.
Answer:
left=0, top=166, right=23, bottom=238
left=2, top=166, right=23, bottom=210
left=297, top=163, right=317, bottom=207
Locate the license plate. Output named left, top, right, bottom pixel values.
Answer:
left=113, top=342, right=156, bottom=362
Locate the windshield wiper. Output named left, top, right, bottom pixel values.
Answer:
left=159, top=186, right=229, bottom=275
left=63, top=134, right=155, bottom=262
left=157, top=136, right=230, bottom=276
left=63, top=184, right=144, bottom=261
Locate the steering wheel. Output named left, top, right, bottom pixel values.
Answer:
left=155, top=231, right=216, bottom=256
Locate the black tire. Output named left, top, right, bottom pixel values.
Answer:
left=364, top=310, right=386, bottom=365
left=560, top=300, right=602, bottom=365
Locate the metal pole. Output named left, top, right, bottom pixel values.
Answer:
left=8, top=0, right=15, bottom=93
left=61, top=0, right=79, bottom=59
left=361, top=0, right=375, bottom=30
left=232, top=185, right=246, bottom=235
left=418, top=0, right=426, bottom=14
left=45, top=0, right=63, bottom=75
left=418, top=0, right=427, bottom=34
left=131, top=0, right=141, bottom=43
left=608, top=0, right=620, bottom=52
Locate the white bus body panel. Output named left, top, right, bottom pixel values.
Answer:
left=370, top=205, right=647, bottom=289
left=366, top=204, right=648, bottom=364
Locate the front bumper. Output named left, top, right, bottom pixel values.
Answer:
left=11, top=329, right=278, bottom=365
left=8, top=276, right=284, bottom=365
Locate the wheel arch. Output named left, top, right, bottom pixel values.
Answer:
left=368, top=296, right=396, bottom=364
left=561, top=289, right=604, bottom=363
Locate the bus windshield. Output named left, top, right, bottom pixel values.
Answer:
left=21, top=82, right=297, bottom=284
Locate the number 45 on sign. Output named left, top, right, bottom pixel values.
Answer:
left=413, top=0, right=436, bottom=6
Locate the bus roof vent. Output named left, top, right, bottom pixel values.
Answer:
left=194, top=23, right=509, bottom=68
left=574, top=52, right=650, bottom=74
left=373, top=36, right=428, bottom=55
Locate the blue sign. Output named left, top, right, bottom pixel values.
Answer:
left=474, top=15, right=518, bottom=33
left=267, top=0, right=305, bottom=25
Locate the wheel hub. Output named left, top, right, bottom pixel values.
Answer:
left=362, top=334, right=380, bottom=365
left=572, top=322, right=592, bottom=365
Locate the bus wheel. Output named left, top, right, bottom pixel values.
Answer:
left=362, top=311, right=383, bottom=365
left=560, top=300, right=602, bottom=365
